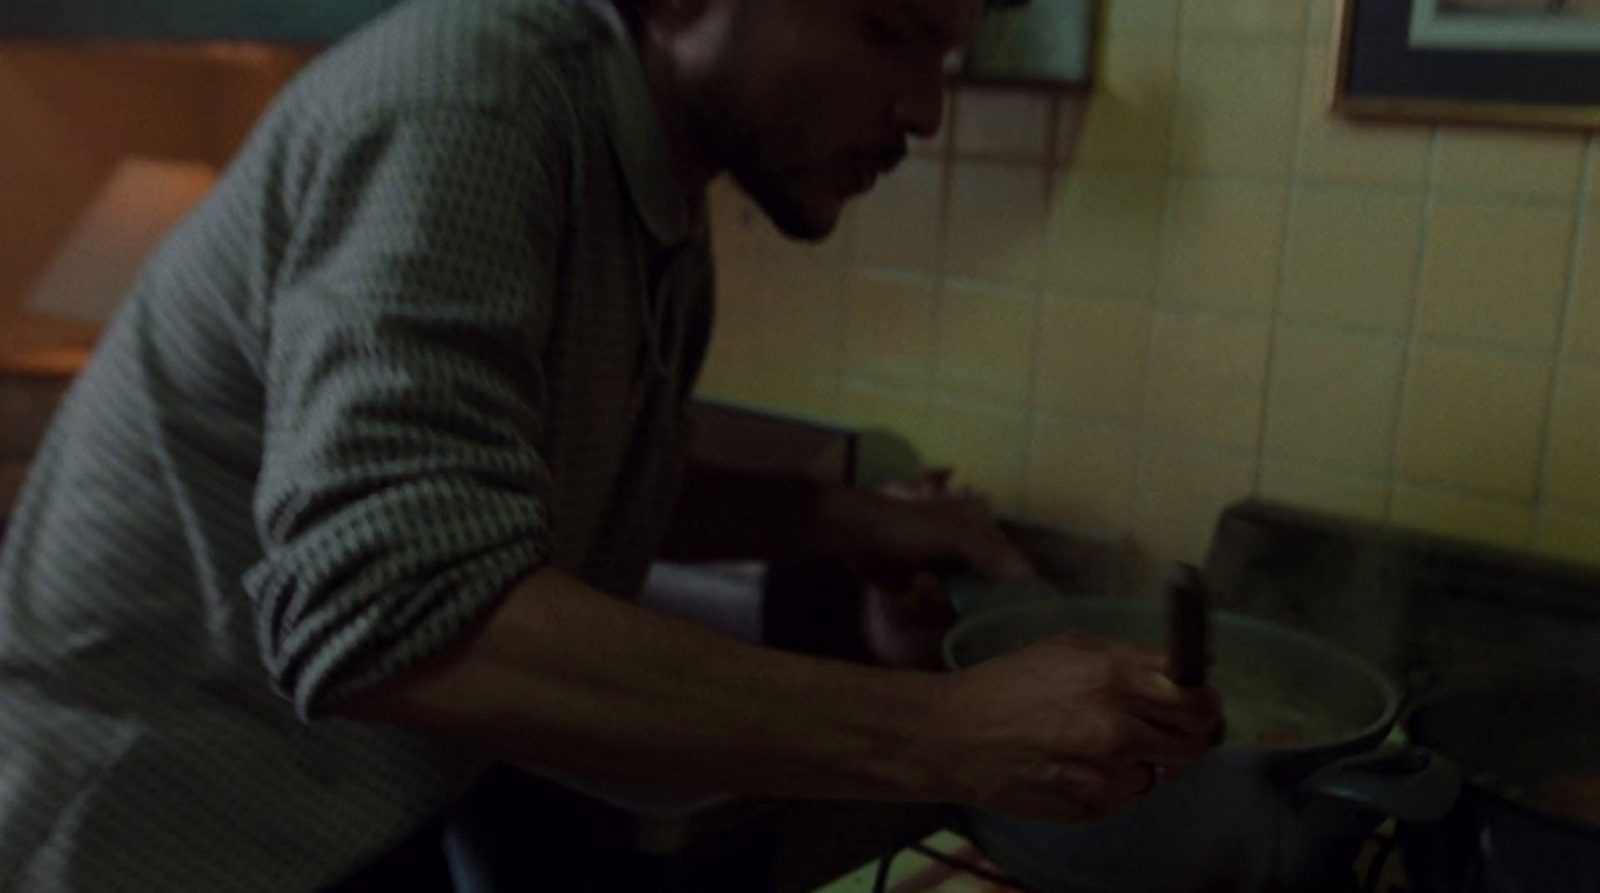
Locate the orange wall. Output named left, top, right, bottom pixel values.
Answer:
left=0, top=43, right=310, bottom=353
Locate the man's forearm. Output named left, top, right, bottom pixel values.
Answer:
left=333, top=567, right=953, bottom=802
left=660, top=460, right=875, bottom=566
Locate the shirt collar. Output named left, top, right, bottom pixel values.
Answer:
left=590, top=1, right=694, bottom=246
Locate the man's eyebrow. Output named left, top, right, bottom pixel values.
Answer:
left=896, top=1, right=960, bottom=49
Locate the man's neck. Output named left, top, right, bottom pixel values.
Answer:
left=634, top=30, right=722, bottom=192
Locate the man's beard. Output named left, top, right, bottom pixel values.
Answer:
left=686, top=82, right=836, bottom=243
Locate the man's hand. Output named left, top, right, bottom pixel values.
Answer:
left=822, top=469, right=1034, bottom=668
left=927, top=632, right=1223, bottom=824
left=836, top=468, right=1035, bottom=586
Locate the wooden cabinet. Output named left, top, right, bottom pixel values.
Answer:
left=0, top=348, right=84, bottom=523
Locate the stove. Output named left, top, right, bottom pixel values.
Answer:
left=814, top=825, right=1410, bottom=893
left=511, top=499, right=1597, bottom=893
left=811, top=499, right=1600, bottom=893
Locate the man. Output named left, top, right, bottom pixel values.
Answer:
left=0, top=0, right=1222, bottom=890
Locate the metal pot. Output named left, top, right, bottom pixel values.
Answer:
left=941, top=597, right=1461, bottom=893
left=1399, top=679, right=1600, bottom=893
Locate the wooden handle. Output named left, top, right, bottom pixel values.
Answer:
left=1166, top=562, right=1210, bottom=689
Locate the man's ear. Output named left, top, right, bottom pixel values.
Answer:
left=653, top=0, right=714, bottom=27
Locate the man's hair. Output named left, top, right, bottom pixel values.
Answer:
left=607, top=0, right=646, bottom=24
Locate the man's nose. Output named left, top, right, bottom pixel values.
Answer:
left=893, top=76, right=946, bottom=141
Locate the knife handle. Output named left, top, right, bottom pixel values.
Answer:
left=1166, top=562, right=1210, bottom=689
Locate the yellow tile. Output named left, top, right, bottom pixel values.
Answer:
left=1173, top=41, right=1303, bottom=177
left=832, top=383, right=932, bottom=443
left=698, top=323, right=756, bottom=395
left=1307, top=0, right=1337, bottom=44
left=759, top=264, right=846, bottom=377
left=943, top=161, right=1049, bottom=286
left=936, top=282, right=1036, bottom=406
left=1034, top=298, right=1151, bottom=424
left=842, top=271, right=938, bottom=387
left=1259, top=464, right=1390, bottom=522
left=693, top=362, right=757, bottom=404
left=1535, top=509, right=1600, bottom=569
left=854, top=157, right=945, bottom=272
left=1281, top=187, right=1425, bottom=332
left=1184, top=0, right=1310, bottom=39
left=1266, top=326, right=1405, bottom=472
left=703, top=298, right=845, bottom=417
left=1134, top=441, right=1258, bottom=564
left=1069, top=37, right=1177, bottom=171
left=1104, top=0, right=1180, bottom=37
left=1390, top=485, right=1536, bottom=552
left=709, top=177, right=772, bottom=263
left=1296, top=47, right=1434, bottom=187
left=1398, top=343, right=1553, bottom=500
left=1146, top=313, right=1272, bottom=448
left=1047, top=170, right=1166, bottom=295
left=706, top=254, right=767, bottom=366
left=1434, top=131, right=1587, bottom=200
left=1545, top=364, right=1600, bottom=513
left=1159, top=179, right=1289, bottom=314
left=1025, top=418, right=1140, bottom=534
left=920, top=401, right=1030, bottom=512
left=1570, top=213, right=1600, bottom=363
left=1417, top=200, right=1575, bottom=352
left=954, top=87, right=1052, bottom=159
left=735, top=370, right=844, bottom=422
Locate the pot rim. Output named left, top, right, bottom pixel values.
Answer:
left=942, top=596, right=1403, bottom=756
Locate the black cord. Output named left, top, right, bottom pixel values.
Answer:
left=907, top=842, right=1025, bottom=889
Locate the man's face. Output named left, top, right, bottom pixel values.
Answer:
left=677, top=0, right=981, bottom=241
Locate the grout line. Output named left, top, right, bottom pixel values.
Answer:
left=1061, top=165, right=1584, bottom=209
left=1385, top=129, right=1444, bottom=526
left=1529, top=143, right=1596, bottom=531
left=1011, top=403, right=1569, bottom=516
left=924, top=87, right=963, bottom=442
left=1252, top=21, right=1316, bottom=499
left=1181, top=30, right=1310, bottom=46
left=948, top=149, right=1061, bottom=167
left=1129, top=18, right=1189, bottom=550
left=1017, top=95, right=1070, bottom=511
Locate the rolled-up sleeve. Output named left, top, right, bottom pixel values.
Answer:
left=242, top=108, right=566, bottom=720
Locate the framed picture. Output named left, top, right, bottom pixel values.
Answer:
left=1333, top=0, right=1600, bottom=130
left=961, top=0, right=1097, bottom=88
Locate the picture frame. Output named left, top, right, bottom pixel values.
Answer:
left=1333, top=0, right=1600, bottom=131
left=961, top=0, right=1097, bottom=89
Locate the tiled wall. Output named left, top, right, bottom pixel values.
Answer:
left=696, top=0, right=1600, bottom=574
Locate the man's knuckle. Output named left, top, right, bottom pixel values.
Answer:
left=1086, top=715, right=1131, bottom=758
left=1083, top=654, right=1118, bottom=687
